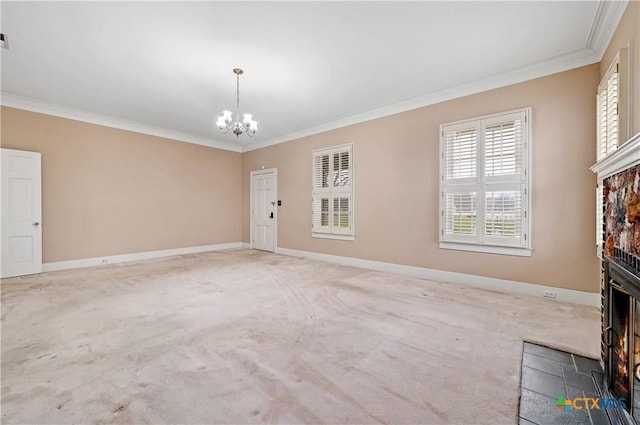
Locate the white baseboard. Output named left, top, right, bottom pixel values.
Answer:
left=42, top=242, right=244, bottom=272
left=276, top=247, right=600, bottom=307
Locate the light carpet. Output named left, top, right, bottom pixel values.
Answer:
left=1, top=249, right=599, bottom=424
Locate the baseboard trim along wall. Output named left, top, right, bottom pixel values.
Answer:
left=42, top=242, right=244, bottom=272
left=276, top=247, right=600, bottom=307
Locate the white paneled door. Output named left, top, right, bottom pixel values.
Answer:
left=1, top=149, right=42, bottom=278
left=251, top=169, right=277, bottom=252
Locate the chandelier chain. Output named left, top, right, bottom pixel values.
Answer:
left=236, top=72, right=240, bottom=116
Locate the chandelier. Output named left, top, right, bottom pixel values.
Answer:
left=216, top=68, right=258, bottom=137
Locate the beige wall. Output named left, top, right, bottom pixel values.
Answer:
left=601, top=0, right=640, bottom=138
left=1, top=107, right=242, bottom=263
left=1, top=48, right=606, bottom=292
left=243, top=64, right=600, bottom=293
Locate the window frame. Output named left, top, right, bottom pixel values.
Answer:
left=439, top=107, right=532, bottom=257
left=311, top=143, right=355, bottom=240
left=597, top=54, right=621, bottom=162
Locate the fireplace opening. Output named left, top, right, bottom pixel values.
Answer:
left=610, top=285, right=631, bottom=404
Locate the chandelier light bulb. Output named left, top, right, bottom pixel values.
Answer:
left=216, top=68, right=258, bottom=138
left=216, top=110, right=233, bottom=129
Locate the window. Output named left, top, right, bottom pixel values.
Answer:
left=597, top=56, right=621, bottom=160
left=439, top=108, right=531, bottom=256
left=312, top=143, right=354, bottom=240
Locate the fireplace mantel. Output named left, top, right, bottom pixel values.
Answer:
left=592, top=132, right=640, bottom=179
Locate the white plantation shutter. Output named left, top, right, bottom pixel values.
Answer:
left=333, top=197, right=350, bottom=229
left=445, top=127, right=477, bottom=179
left=484, top=120, right=522, bottom=178
left=314, top=154, right=330, bottom=189
left=333, top=151, right=350, bottom=187
left=596, top=184, right=604, bottom=249
left=444, top=192, right=477, bottom=238
left=597, top=91, right=609, bottom=160
left=482, top=113, right=527, bottom=246
left=484, top=189, right=525, bottom=245
left=312, top=197, right=329, bottom=228
left=312, top=144, right=354, bottom=238
left=597, top=58, right=620, bottom=161
left=606, top=69, right=619, bottom=155
left=312, top=153, right=330, bottom=230
left=597, top=90, right=608, bottom=160
left=440, top=108, right=530, bottom=253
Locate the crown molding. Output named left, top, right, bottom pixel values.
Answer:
left=586, top=0, right=629, bottom=60
left=0, top=94, right=243, bottom=153
left=242, top=47, right=601, bottom=152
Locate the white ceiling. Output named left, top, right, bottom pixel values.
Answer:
left=0, top=1, right=628, bottom=152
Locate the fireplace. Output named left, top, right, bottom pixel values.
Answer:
left=593, top=132, right=640, bottom=424
left=603, top=252, right=640, bottom=424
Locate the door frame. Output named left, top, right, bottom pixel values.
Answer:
left=250, top=168, right=277, bottom=253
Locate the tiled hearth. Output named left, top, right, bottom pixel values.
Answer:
left=519, top=342, right=607, bottom=425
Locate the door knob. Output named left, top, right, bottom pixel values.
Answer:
left=33, top=222, right=40, bottom=227
left=269, top=212, right=274, bottom=219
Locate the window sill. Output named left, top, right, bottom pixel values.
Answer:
left=312, top=232, right=355, bottom=241
left=439, top=241, right=531, bottom=257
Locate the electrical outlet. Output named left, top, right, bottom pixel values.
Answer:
left=543, top=290, right=557, bottom=299
left=101, top=259, right=108, bottom=264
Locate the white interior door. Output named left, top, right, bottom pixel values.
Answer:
left=251, top=169, right=277, bottom=252
left=1, top=148, right=42, bottom=278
